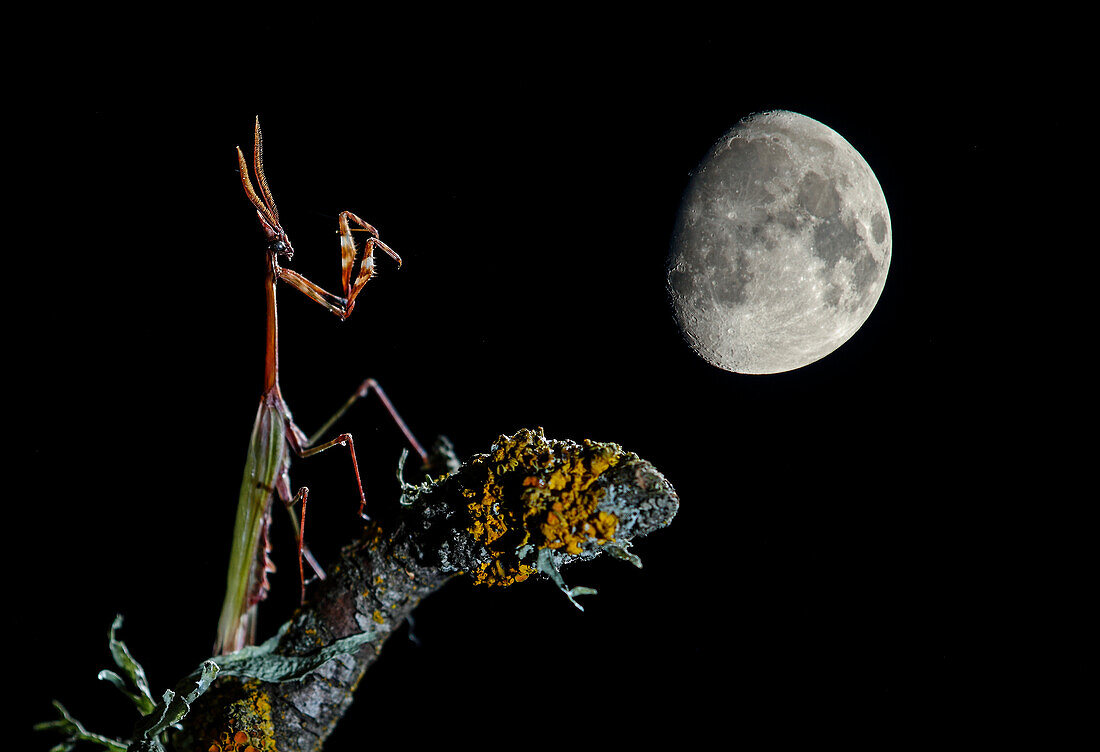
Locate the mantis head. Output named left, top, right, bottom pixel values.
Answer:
left=266, top=228, right=295, bottom=262
left=238, top=117, right=292, bottom=262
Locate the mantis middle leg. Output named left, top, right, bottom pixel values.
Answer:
left=278, top=380, right=428, bottom=602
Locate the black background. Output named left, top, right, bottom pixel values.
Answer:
left=11, top=11, right=1087, bottom=750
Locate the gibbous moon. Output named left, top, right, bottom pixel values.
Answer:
left=667, top=111, right=891, bottom=374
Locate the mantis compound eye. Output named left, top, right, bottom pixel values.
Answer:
left=270, top=239, right=292, bottom=258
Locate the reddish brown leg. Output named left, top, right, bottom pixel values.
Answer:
left=280, top=431, right=366, bottom=604
left=276, top=471, right=326, bottom=582
left=283, top=486, right=310, bottom=604
left=279, top=380, right=428, bottom=600
left=276, top=210, right=401, bottom=321
left=274, top=412, right=369, bottom=607
left=307, top=378, right=429, bottom=465
left=341, top=211, right=401, bottom=306
left=288, top=428, right=369, bottom=517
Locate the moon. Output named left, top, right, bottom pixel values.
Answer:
left=666, top=111, right=891, bottom=374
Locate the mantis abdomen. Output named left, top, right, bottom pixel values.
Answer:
left=215, top=394, right=290, bottom=654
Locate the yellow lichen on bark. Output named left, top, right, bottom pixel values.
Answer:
left=460, top=428, right=630, bottom=586
left=199, top=680, right=277, bottom=752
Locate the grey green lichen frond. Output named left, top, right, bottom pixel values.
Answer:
left=36, top=616, right=215, bottom=752
left=101, top=615, right=157, bottom=716
left=213, top=618, right=377, bottom=683
left=535, top=546, right=599, bottom=610
left=127, top=661, right=219, bottom=752
left=406, top=427, right=679, bottom=607
left=397, top=434, right=462, bottom=507
left=35, top=701, right=129, bottom=752
left=38, top=615, right=379, bottom=752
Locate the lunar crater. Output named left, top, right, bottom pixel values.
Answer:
left=667, top=111, right=891, bottom=374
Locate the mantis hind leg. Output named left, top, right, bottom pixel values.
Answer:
left=307, top=378, right=428, bottom=466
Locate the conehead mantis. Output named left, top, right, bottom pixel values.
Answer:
left=215, top=119, right=430, bottom=655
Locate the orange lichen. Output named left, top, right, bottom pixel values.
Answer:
left=468, top=559, right=537, bottom=587
left=200, top=680, right=277, bottom=752
left=459, top=428, right=630, bottom=586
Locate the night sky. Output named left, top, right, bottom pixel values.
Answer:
left=13, top=13, right=1085, bottom=749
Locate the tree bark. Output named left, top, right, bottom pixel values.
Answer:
left=172, top=428, right=679, bottom=752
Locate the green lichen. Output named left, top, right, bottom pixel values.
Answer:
left=37, top=615, right=376, bottom=752
left=35, top=616, right=219, bottom=752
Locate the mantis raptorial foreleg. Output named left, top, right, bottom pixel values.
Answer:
left=340, top=211, right=399, bottom=304
left=276, top=211, right=401, bottom=320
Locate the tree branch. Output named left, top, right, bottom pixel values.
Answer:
left=171, top=428, right=679, bottom=752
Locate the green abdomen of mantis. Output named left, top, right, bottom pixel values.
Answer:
left=215, top=393, right=290, bottom=654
